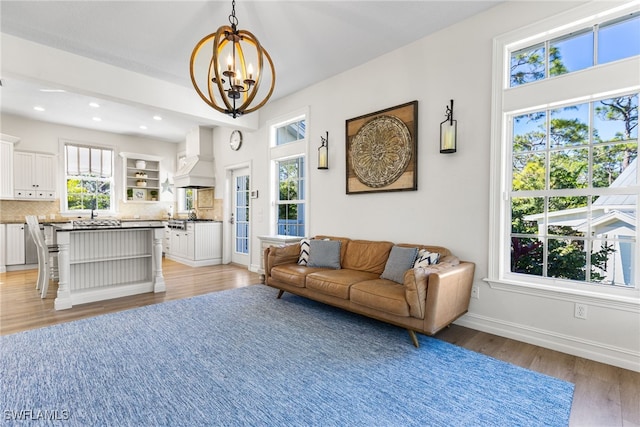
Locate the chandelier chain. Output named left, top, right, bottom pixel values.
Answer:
left=228, top=0, right=238, bottom=28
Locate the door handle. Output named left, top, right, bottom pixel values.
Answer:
left=229, top=213, right=235, bottom=224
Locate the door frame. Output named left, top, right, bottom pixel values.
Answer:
left=222, top=161, right=252, bottom=265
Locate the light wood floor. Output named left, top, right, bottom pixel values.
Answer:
left=1, top=258, right=638, bottom=426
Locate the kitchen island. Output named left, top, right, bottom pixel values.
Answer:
left=53, top=221, right=165, bottom=310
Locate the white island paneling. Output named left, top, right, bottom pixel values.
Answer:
left=54, top=225, right=165, bottom=310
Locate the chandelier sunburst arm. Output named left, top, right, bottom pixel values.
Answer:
left=190, top=33, right=225, bottom=114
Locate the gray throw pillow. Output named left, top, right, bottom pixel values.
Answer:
left=307, top=239, right=341, bottom=269
left=380, top=246, right=418, bottom=283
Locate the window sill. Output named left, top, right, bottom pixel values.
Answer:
left=483, top=277, right=640, bottom=313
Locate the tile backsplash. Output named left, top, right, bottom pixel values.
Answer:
left=0, top=199, right=223, bottom=223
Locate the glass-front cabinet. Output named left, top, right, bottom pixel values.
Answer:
left=120, top=152, right=162, bottom=202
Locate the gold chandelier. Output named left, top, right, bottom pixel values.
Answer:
left=190, top=0, right=275, bottom=118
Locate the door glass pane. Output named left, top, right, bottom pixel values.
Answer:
left=235, top=175, right=249, bottom=254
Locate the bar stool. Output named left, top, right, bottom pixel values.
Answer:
left=25, top=216, right=59, bottom=298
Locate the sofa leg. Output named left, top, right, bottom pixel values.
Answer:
left=276, top=290, right=285, bottom=299
left=407, top=330, right=419, bottom=348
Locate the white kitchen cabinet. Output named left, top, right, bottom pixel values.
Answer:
left=194, top=222, right=222, bottom=261
left=0, top=135, right=19, bottom=199
left=6, top=224, right=25, bottom=265
left=163, top=225, right=171, bottom=254
left=169, top=224, right=194, bottom=260
left=166, top=222, right=221, bottom=267
left=14, top=151, right=57, bottom=200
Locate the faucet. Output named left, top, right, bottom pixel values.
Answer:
left=91, top=208, right=97, bottom=219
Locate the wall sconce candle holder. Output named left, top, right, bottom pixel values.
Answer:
left=440, top=99, right=457, bottom=154
left=318, top=131, right=328, bottom=169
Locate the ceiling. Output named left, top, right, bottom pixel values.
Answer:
left=0, top=1, right=500, bottom=142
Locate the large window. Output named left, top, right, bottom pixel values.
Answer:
left=511, top=95, right=637, bottom=286
left=491, top=3, right=639, bottom=295
left=64, top=143, right=114, bottom=212
left=269, top=111, right=308, bottom=237
left=276, top=157, right=305, bottom=236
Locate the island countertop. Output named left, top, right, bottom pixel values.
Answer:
left=54, top=220, right=165, bottom=232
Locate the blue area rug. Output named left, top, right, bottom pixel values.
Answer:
left=1, top=285, right=574, bottom=426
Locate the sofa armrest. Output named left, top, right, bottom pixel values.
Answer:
left=422, top=261, right=475, bottom=334
left=403, top=268, right=428, bottom=319
left=264, top=243, right=300, bottom=278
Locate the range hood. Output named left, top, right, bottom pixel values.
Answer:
left=174, top=126, right=216, bottom=189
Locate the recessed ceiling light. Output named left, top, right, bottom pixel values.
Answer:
left=33, top=106, right=45, bottom=112
left=92, top=117, right=102, bottom=122
left=39, top=89, right=66, bottom=93
left=139, top=125, right=148, bottom=130
left=153, top=115, right=162, bottom=121
left=89, top=102, right=100, bottom=108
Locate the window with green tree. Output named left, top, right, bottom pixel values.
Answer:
left=276, top=157, right=305, bottom=237
left=493, top=3, right=639, bottom=293
left=510, top=94, right=637, bottom=286
left=64, top=143, right=114, bottom=212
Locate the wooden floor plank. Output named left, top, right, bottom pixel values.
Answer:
left=1, top=260, right=638, bottom=427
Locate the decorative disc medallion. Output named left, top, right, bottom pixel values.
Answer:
left=350, top=115, right=412, bottom=188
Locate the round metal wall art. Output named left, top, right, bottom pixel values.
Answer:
left=349, top=115, right=412, bottom=188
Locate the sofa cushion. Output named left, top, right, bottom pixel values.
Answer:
left=307, top=240, right=341, bottom=269
left=297, top=238, right=311, bottom=265
left=306, top=270, right=379, bottom=299
left=381, top=246, right=418, bottom=283
left=271, top=264, right=326, bottom=288
left=342, top=240, right=393, bottom=274
left=351, top=279, right=411, bottom=317
left=413, top=248, right=440, bottom=268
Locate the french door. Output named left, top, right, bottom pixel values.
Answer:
left=231, top=167, right=250, bottom=266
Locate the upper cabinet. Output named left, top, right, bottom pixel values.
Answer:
left=120, top=152, right=162, bottom=202
left=0, top=134, right=19, bottom=199
left=13, top=151, right=57, bottom=200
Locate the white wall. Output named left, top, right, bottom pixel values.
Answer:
left=212, top=1, right=639, bottom=371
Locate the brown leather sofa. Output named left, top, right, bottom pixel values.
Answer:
left=263, top=235, right=476, bottom=346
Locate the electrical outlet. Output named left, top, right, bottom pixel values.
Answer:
left=471, top=286, right=479, bottom=300
left=574, top=303, right=588, bottom=319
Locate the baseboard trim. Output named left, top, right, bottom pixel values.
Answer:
left=455, top=313, right=640, bottom=372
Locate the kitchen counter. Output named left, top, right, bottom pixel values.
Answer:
left=54, top=220, right=164, bottom=231
left=53, top=224, right=165, bottom=310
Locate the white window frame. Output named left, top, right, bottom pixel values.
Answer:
left=488, top=1, right=640, bottom=303
left=59, top=139, right=116, bottom=216
left=268, top=107, right=309, bottom=237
